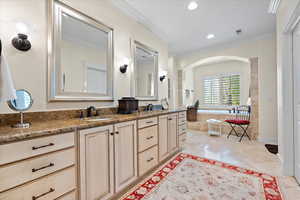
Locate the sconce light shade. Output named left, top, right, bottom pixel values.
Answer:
left=12, top=33, right=31, bottom=51
left=120, top=64, right=128, bottom=73
left=160, top=75, right=166, bottom=82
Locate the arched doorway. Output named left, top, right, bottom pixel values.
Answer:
left=178, top=56, right=259, bottom=140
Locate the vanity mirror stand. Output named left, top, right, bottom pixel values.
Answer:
left=7, top=89, right=33, bottom=128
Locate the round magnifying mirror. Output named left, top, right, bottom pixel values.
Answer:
left=7, top=89, right=33, bottom=128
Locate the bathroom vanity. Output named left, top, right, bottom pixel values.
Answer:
left=0, top=109, right=187, bottom=200
left=0, top=1, right=186, bottom=199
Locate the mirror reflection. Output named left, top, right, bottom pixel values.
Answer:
left=134, top=41, right=158, bottom=100
left=7, top=89, right=33, bottom=111
left=49, top=2, right=114, bottom=101
left=60, top=13, right=108, bottom=94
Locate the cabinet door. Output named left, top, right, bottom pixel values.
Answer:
left=159, top=115, right=169, bottom=161
left=79, top=125, right=114, bottom=200
left=114, top=121, right=138, bottom=193
left=168, top=114, right=178, bottom=153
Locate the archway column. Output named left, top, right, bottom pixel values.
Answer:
left=249, top=57, right=259, bottom=140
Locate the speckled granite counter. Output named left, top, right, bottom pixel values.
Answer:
left=0, top=109, right=186, bottom=145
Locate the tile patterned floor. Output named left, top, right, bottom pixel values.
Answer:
left=182, top=130, right=300, bottom=200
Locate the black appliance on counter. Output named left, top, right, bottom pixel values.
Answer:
left=118, top=97, right=139, bottom=114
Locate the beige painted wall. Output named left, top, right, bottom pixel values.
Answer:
left=182, top=69, right=194, bottom=106
left=176, top=34, right=277, bottom=144
left=167, top=56, right=179, bottom=110
left=192, top=61, right=250, bottom=107
left=0, top=0, right=169, bottom=113
left=276, top=0, right=300, bottom=175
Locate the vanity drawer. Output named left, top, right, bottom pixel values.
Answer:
left=0, top=132, right=75, bottom=165
left=56, top=190, right=76, bottom=200
left=138, top=117, right=158, bottom=129
left=178, top=117, right=186, bottom=125
left=0, top=166, right=76, bottom=200
left=0, top=148, right=75, bottom=192
left=179, top=133, right=187, bottom=147
left=178, top=124, right=187, bottom=135
left=178, top=111, right=187, bottom=119
left=138, top=125, right=158, bottom=152
left=138, top=146, right=158, bottom=176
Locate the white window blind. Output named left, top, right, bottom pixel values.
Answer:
left=203, top=74, right=240, bottom=106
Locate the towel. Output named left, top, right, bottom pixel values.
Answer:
left=0, top=53, right=16, bottom=102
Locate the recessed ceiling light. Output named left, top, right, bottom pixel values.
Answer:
left=187, top=1, right=198, bottom=10
left=206, top=34, right=215, bottom=39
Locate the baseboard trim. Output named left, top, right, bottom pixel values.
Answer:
left=258, top=137, right=278, bottom=145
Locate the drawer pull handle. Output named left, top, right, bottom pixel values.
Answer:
left=32, top=188, right=55, bottom=200
left=110, top=132, right=114, bottom=136
left=32, top=163, right=54, bottom=172
left=32, top=143, right=54, bottom=150
left=147, top=157, right=154, bottom=162
left=168, top=118, right=172, bottom=121
left=146, top=121, right=153, bottom=124
left=146, top=136, right=154, bottom=140
left=115, top=131, right=119, bottom=135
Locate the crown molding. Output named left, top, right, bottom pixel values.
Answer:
left=111, top=0, right=169, bottom=43
left=268, top=0, right=281, bottom=14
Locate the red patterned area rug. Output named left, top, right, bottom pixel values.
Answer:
left=121, top=153, right=283, bottom=200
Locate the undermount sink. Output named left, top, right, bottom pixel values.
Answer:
left=83, top=118, right=113, bottom=122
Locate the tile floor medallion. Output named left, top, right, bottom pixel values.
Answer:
left=122, top=153, right=283, bottom=200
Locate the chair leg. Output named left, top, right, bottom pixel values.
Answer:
left=227, top=126, right=234, bottom=138
left=232, top=125, right=240, bottom=137
left=238, top=125, right=250, bottom=142
left=227, top=123, right=239, bottom=139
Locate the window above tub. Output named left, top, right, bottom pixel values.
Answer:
left=202, top=73, right=241, bottom=106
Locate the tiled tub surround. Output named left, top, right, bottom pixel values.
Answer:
left=188, top=109, right=257, bottom=140
left=0, top=108, right=186, bottom=144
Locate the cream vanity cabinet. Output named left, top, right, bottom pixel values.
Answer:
left=168, top=114, right=179, bottom=153
left=178, top=111, right=187, bottom=147
left=158, top=114, right=179, bottom=161
left=158, top=115, right=169, bottom=161
left=0, top=132, right=76, bottom=200
left=137, top=117, right=159, bottom=176
left=114, top=121, right=138, bottom=192
left=78, top=121, right=137, bottom=200
left=79, top=125, right=114, bottom=200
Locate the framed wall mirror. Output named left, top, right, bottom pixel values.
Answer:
left=132, top=41, right=158, bottom=100
left=48, top=0, right=114, bottom=101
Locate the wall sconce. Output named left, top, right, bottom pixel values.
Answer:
left=160, top=75, right=166, bottom=82
left=159, top=70, right=167, bottom=82
left=12, top=34, right=31, bottom=51
left=120, top=64, right=128, bottom=73
left=12, top=22, right=31, bottom=51
left=120, top=57, right=130, bottom=73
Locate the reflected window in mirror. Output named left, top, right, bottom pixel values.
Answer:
left=133, top=41, right=158, bottom=100
left=48, top=0, right=113, bottom=101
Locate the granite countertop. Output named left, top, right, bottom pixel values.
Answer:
left=0, top=109, right=186, bottom=145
